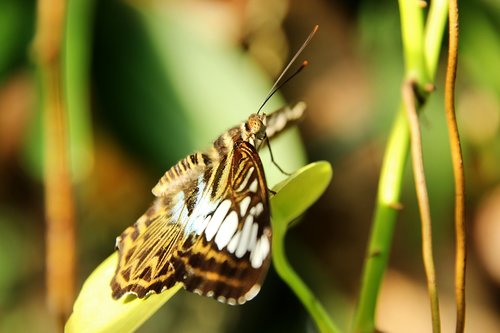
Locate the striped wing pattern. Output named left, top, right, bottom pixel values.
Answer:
left=111, top=103, right=305, bottom=304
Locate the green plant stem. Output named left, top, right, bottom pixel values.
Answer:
left=425, top=0, right=449, bottom=77
left=399, top=0, right=429, bottom=86
left=352, top=0, right=450, bottom=331
left=352, top=109, right=409, bottom=333
left=64, top=0, right=95, bottom=181
left=272, top=224, right=340, bottom=333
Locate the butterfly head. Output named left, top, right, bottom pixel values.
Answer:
left=246, top=113, right=267, bottom=142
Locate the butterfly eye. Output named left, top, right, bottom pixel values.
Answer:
left=247, top=115, right=266, bottom=140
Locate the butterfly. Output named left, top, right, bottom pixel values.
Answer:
left=110, top=25, right=318, bottom=305
left=110, top=103, right=306, bottom=305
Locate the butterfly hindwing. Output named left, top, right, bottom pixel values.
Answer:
left=111, top=154, right=209, bottom=299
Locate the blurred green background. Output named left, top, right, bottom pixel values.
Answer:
left=0, top=0, right=499, bottom=332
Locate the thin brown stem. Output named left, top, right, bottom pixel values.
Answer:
left=445, top=1, right=466, bottom=331
left=34, top=0, right=76, bottom=329
left=402, top=80, right=441, bottom=333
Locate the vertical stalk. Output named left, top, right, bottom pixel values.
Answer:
left=34, top=0, right=76, bottom=329
left=444, top=1, right=466, bottom=331
left=403, top=81, right=441, bottom=333
left=352, top=110, right=410, bottom=333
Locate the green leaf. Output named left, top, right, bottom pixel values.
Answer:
left=65, top=161, right=334, bottom=333
left=65, top=254, right=182, bottom=333
left=271, top=161, right=333, bottom=230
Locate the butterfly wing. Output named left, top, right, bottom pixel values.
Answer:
left=111, top=142, right=271, bottom=304
left=179, top=141, right=271, bottom=304
left=111, top=153, right=209, bottom=299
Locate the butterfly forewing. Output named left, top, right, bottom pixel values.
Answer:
left=180, top=141, right=271, bottom=304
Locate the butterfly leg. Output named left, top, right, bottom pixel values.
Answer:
left=265, top=137, right=292, bottom=176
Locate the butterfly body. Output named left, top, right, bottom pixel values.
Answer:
left=111, top=103, right=305, bottom=304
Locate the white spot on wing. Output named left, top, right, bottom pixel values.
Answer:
left=227, top=231, right=240, bottom=253
left=261, top=235, right=270, bottom=257
left=215, top=211, right=238, bottom=250
left=236, top=215, right=253, bottom=258
left=250, top=239, right=261, bottom=268
left=244, top=284, right=261, bottom=302
left=254, top=202, right=264, bottom=216
left=194, top=215, right=211, bottom=235
left=250, top=235, right=270, bottom=268
left=247, top=223, right=258, bottom=252
left=239, top=196, right=251, bottom=216
left=205, top=200, right=231, bottom=241
left=236, top=167, right=254, bottom=192
left=248, top=179, right=258, bottom=193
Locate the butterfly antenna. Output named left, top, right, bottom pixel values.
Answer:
left=257, top=25, right=318, bottom=115
left=257, top=61, right=308, bottom=115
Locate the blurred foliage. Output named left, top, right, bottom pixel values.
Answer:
left=0, top=0, right=34, bottom=81
left=0, top=0, right=499, bottom=332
